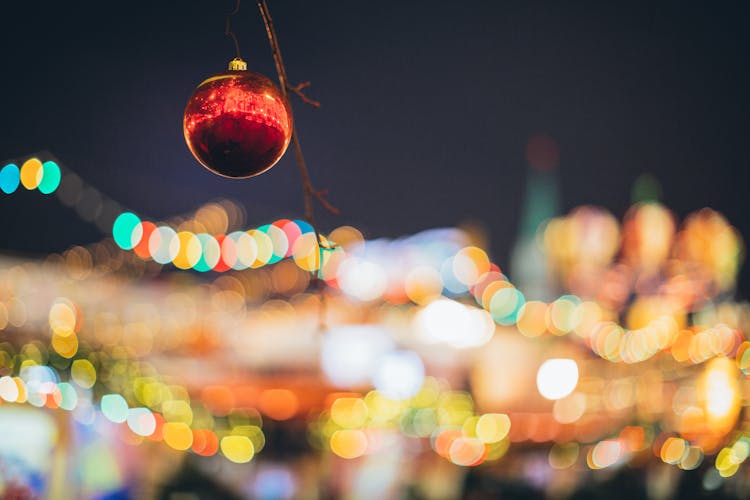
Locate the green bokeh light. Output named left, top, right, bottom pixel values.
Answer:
left=38, top=161, right=61, bottom=194
left=112, top=212, right=142, bottom=250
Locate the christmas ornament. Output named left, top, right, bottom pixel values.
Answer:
left=183, top=58, right=293, bottom=178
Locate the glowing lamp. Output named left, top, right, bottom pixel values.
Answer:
left=184, top=58, right=293, bottom=178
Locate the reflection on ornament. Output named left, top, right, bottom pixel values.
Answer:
left=183, top=58, right=293, bottom=178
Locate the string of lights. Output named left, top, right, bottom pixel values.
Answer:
left=3, top=153, right=745, bottom=366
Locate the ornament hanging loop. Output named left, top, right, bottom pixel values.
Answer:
left=225, top=0, right=243, bottom=60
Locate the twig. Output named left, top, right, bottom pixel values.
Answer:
left=256, top=0, right=337, bottom=223
left=312, top=188, right=339, bottom=215
left=286, top=82, right=321, bottom=108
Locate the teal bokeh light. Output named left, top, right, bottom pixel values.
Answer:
left=112, top=212, right=142, bottom=250
left=0, top=163, right=20, bottom=194
left=38, top=161, right=62, bottom=194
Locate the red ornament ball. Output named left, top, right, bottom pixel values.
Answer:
left=183, top=61, right=293, bottom=178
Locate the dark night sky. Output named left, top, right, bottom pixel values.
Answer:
left=1, top=1, right=749, bottom=296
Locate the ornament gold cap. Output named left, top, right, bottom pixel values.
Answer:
left=228, top=57, right=247, bottom=71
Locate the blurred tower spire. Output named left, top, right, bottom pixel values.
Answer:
left=631, top=172, right=662, bottom=204
left=509, top=133, right=561, bottom=301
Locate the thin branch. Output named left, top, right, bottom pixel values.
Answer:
left=286, top=81, right=321, bottom=108
left=312, top=189, right=339, bottom=215
left=256, top=0, right=337, bottom=223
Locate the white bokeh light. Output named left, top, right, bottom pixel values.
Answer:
left=321, top=325, right=394, bottom=388
left=372, top=350, right=425, bottom=400
left=337, top=257, right=388, bottom=302
left=415, top=298, right=494, bottom=348
left=536, top=358, right=579, bottom=400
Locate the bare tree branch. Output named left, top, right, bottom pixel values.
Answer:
left=256, top=0, right=337, bottom=223
left=287, top=81, right=321, bottom=108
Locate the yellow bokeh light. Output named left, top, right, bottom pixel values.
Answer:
left=231, top=425, right=265, bottom=454
left=220, top=435, right=255, bottom=463
left=660, top=437, right=687, bottom=464
left=330, top=429, right=368, bottom=459
left=292, top=232, right=320, bottom=272
left=49, top=300, right=77, bottom=337
left=163, top=422, right=193, bottom=451
left=172, top=231, right=202, bottom=270
left=71, top=359, right=96, bottom=389
left=330, top=398, right=368, bottom=429
left=475, top=413, right=511, bottom=444
left=20, top=158, right=43, bottom=190
left=51, top=332, right=78, bottom=358
left=715, top=446, right=742, bottom=477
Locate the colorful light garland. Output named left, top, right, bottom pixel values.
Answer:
left=112, top=211, right=338, bottom=274
left=1, top=157, right=61, bottom=195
